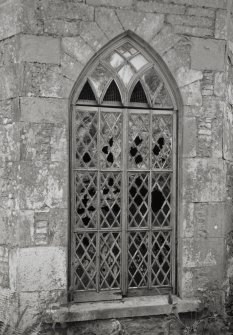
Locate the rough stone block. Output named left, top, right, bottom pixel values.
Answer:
left=79, top=22, right=108, bottom=51
left=214, top=72, right=226, bottom=97
left=0, top=36, right=19, bottom=67
left=182, top=202, right=225, bottom=239
left=61, top=53, right=83, bottom=81
left=191, top=38, right=226, bottom=71
left=116, top=10, right=145, bottom=32
left=0, top=246, right=9, bottom=288
left=86, top=0, right=133, bottom=7
left=186, top=6, right=215, bottom=18
left=20, top=122, right=67, bottom=162
left=182, top=237, right=224, bottom=268
left=40, top=1, right=94, bottom=21
left=0, top=99, right=19, bottom=125
left=223, top=104, right=233, bottom=161
left=19, top=290, right=66, bottom=329
left=20, top=123, right=53, bottom=161
left=44, top=19, right=81, bottom=37
left=175, top=66, right=203, bottom=88
left=0, top=123, right=20, bottom=164
left=22, top=63, right=73, bottom=99
left=174, top=25, right=213, bottom=37
left=183, top=158, right=227, bottom=202
left=16, top=161, right=67, bottom=210
left=135, top=13, right=164, bottom=42
left=0, top=0, right=21, bottom=40
left=215, top=9, right=227, bottom=39
left=61, top=37, right=94, bottom=65
left=136, top=2, right=186, bottom=14
left=183, top=117, right=197, bottom=157
left=212, top=115, right=223, bottom=158
left=34, top=208, right=68, bottom=246
left=20, top=97, right=68, bottom=124
left=9, top=247, right=66, bottom=291
left=0, top=209, right=34, bottom=247
left=163, top=40, right=191, bottom=74
left=168, top=0, right=227, bottom=9
left=150, top=25, right=182, bottom=55
left=95, top=8, right=123, bottom=40
left=202, top=96, right=225, bottom=117
left=0, top=66, right=18, bottom=100
left=19, top=35, right=60, bottom=64
left=180, top=81, right=202, bottom=106
left=197, top=117, right=212, bottom=157
left=167, top=14, right=213, bottom=28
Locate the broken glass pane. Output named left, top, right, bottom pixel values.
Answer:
left=100, top=112, right=122, bottom=168
left=74, top=232, right=97, bottom=290
left=128, top=173, right=149, bottom=228
left=151, top=231, right=171, bottom=286
left=128, top=113, right=149, bottom=168
left=100, top=172, right=121, bottom=229
left=75, top=171, right=98, bottom=229
left=118, top=64, right=135, bottom=86
left=75, top=110, right=98, bottom=168
left=130, top=54, right=148, bottom=72
left=152, top=115, right=172, bottom=169
left=151, top=173, right=171, bottom=227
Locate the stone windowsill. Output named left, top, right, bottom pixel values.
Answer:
left=44, top=296, right=201, bottom=323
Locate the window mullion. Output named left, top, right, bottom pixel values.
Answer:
left=121, top=108, right=128, bottom=296
left=96, top=107, right=101, bottom=293
left=148, top=110, right=152, bottom=290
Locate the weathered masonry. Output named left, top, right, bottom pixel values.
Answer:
left=0, top=0, right=233, bottom=334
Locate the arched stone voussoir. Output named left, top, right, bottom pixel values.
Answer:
left=61, top=36, right=95, bottom=66
left=95, top=7, right=124, bottom=40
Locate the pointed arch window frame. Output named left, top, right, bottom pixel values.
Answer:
left=69, top=31, right=183, bottom=303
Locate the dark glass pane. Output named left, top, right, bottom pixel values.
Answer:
left=130, top=81, right=148, bottom=103
left=78, top=81, right=96, bottom=102
left=103, top=81, right=121, bottom=102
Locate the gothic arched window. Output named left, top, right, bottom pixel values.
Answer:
left=69, top=35, right=178, bottom=302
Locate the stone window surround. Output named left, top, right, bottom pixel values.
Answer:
left=68, top=32, right=184, bottom=304
left=44, top=295, right=200, bottom=323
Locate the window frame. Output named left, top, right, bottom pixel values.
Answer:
left=68, top=32, right=183, bottom=303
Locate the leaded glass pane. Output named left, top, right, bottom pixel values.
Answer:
left=142, top=67, right=161, bottom=101
left=130, top=54, right=148, bottom=71
left=74, top=232, right=97, bottom=290
left=117, top=42, right=137, bottom=58
left=75, top=110, right=98, bottom=168
left=153, top=83, right=173, bottom=108
left=128, top=231, right=148, bottom=288
left=152, top=115, right=173, bottom=169
left=118, top=64, right=135, bottom=86
left=151, top=231, right=171, bottom=286
left=151, top=173, right=171, bottom=227
left=75, top=171, right=97, bottom=229
left=89, top=64, right=112, bottom=98
left=100, top=112, right=122, bottom=168
left=100, top=172, right=121, bottom=228
left=128, top=113, right=149, bottom=168
left=100, top=232, right=121, bottom=289
left=106, top=52, right=124, bottom=69
left=128, top=173, right=149, bottom=228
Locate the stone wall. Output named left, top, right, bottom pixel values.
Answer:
left=0, top=0, right=232, bottom=333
